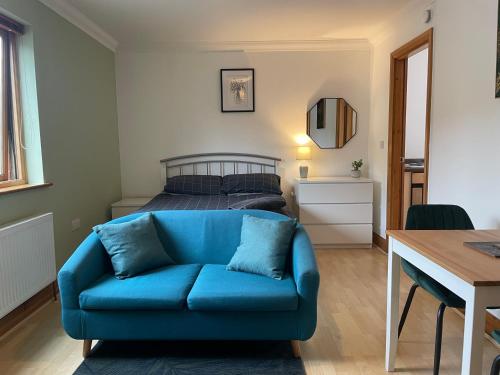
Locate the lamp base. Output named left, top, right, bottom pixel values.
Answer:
left=299, top=165, right=309, bottom=178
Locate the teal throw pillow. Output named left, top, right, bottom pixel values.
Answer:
left=93, top=213, right=174, bottom=279
left=227, top=215, right=297, bottom=279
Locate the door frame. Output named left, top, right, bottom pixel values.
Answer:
left=386, top=28, right=433, bottom=231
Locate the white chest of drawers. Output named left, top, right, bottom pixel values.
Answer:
left=295, top=177, right=373, bottom=247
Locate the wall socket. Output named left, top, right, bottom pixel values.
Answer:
left=71, top=218, right=81, bottom=231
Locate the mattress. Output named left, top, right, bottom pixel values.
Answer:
left=137, top=192, right=293, bottom=217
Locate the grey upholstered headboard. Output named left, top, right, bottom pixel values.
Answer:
left=160, top=153, right=281, bottom=184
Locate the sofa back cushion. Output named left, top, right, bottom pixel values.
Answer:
left=108, top=210, right=293, bottom=265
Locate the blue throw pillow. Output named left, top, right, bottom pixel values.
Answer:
left=93, top=213, right=174, bottom=279
left=226, top=215, right=297, bottom=279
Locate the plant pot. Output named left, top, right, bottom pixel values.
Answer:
left=351, top=169, right=361, bottom=178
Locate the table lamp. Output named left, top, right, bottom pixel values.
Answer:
left=296, top=146, right=311, bottom=178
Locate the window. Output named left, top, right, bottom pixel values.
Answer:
left=0, top=14, right=24, bottom=188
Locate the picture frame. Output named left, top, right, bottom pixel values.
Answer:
left=496, top=0, right=500, bottom=98
left=220, top=68, right=255, bottom=112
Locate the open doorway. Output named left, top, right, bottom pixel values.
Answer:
left=386, top=29, right=433, bottom=231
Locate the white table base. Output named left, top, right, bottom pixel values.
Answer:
left=385, top=237, right=500, bottom=374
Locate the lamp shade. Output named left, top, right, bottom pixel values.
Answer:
left=296, top=146, right=311, bottom=161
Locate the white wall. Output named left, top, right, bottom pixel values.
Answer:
left=116, top=49, right=371, bottom=199
left=428, top=0, right=500, bottom=229
left=367, top=0, right=432, bottom=236
left=369, top=0, right=500, bottom=236
left=405, top=48, right=428, bottom=159
left=115, top=0, right=500, bottom=234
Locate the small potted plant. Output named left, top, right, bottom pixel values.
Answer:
left=351, top=159, right=363, bottom=178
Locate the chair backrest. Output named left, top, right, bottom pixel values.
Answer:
left=405, top=204, right=474, bottom=230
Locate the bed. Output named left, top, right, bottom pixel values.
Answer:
left=136, top=153, right=293, bottom=216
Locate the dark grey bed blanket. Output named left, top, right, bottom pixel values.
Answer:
left=137, top=193, right=294, bottom=217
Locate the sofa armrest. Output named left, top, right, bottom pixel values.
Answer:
left=292, top=226, right=320, bottom=302
left=57, top=232, right=110, bottom=310
left=291, top=226, right=320, bottom=340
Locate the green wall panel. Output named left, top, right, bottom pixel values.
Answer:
left=0, top=0, right=121, bottom=268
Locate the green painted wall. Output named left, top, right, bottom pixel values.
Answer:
left=0, top=0, right=121, bottom=267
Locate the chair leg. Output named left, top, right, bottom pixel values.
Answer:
left=433, top=303, right=446, bottom=375
left=82, top=339, right=92, bottom=358
left=291, top=340, right=301, bottom=358
left=398, top=283, right=419, bottom=338
left=491, top=355, right=500, bottom=375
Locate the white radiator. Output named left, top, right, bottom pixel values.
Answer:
left=0, top=213, right=56, bottom=319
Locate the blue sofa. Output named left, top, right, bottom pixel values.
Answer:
left=58, top=210, right=319, bottom=357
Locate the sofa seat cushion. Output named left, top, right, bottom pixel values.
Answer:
left=79, top=264, right=202, bottom=310
left=187, top=264, right=298, bottom=312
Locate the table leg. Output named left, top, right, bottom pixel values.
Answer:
left=386, top=239, right=401, bottom=372
left=461, top=288, right=486, bottom=375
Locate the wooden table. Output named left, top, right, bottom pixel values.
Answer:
left=385, top=230, right=500, bottom=374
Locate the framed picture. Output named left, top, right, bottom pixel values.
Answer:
left=220, top=69, right=255, bottom=112
left=497, top=0, right=500, bottom=98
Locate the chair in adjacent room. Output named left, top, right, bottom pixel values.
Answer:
left=398, top=204, right=474, bottom=375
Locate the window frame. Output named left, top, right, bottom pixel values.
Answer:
left=0, top=15, right=25, bottom=189
left=0, top=31, right=7, bottom=182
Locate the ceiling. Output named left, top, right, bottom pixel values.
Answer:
left=63, top=0, right=414, bottom=49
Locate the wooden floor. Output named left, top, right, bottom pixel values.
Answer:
left=0, top=248, right=498, bottom=374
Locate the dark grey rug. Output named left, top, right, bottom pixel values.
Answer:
left=73, top=340, right=306, bottom=375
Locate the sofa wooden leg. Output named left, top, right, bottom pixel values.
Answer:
left=291, top=340, right=301, bottom=358
left=83, top=339, right=92, bottom=358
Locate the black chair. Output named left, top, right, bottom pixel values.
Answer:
left=492, top=357, right=500, bottom=375
left=490, top=330, right=500, bottom=375
left=398, top=204, right=474, bottom=375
